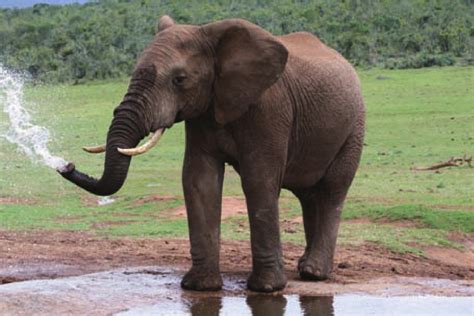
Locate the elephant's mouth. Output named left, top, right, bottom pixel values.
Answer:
left=174, top=111, right=185, bottom=123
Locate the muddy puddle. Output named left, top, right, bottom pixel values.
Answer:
left=0, top=267, right=473, bottom=315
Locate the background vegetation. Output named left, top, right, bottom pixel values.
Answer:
left=0, top=0, right=473, bottom=83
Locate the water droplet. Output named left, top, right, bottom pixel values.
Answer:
left=98, top=196, right=115, bottom=206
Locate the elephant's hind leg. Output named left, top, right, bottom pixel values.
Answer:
left=295, top=186, right=345, bottom=280
left=296, top=129, right=364, bottom=280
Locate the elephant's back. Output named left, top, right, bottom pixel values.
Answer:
left=278, top=32, right=345, bottom=64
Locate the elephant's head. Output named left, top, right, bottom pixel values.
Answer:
left=58, top=16, right=288, bottom=196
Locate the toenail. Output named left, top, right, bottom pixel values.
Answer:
left=303, top=266, right=314, bottom=274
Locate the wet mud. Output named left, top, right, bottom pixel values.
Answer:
left=0, top=267, right=472, bottom=315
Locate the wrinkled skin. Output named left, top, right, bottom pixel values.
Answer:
left=59, top=16, right=365, bottom=292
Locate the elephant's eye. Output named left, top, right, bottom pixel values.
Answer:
left=172, top=75, right=187, bottom=87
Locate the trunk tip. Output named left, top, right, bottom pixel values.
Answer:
left=57, top=162, right=75, bottom=175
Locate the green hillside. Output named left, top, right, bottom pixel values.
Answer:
left=1, top=0, right=472, bottom=83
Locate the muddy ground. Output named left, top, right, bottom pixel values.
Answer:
left=1, top=229, right=473, bottom=296
left=1, top=217, right=474, bottom=314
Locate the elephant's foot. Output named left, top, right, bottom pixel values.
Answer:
left=298, top=253, right=332, bottom=281
left=247, top=266, right=287, bottom=292
left=181, top=266, right=223, bottom=291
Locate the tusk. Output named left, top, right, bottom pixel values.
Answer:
left=117, top=128, right=164, bottom=156
left=83, top=144, right=106, bottom=153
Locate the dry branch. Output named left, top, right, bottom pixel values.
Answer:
left=412, top=155, right=472, bottom=171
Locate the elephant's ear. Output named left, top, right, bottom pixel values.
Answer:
left=203, top=20, right=288, bottom=125
left=156, top=15, right=175, bottom=33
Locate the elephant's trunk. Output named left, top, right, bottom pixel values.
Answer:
left=58, top=100, right=151, bottom=196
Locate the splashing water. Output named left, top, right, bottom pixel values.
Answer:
left=98, top=196, right=115, bottom=206
left=0, top=65, right=67, bottom=169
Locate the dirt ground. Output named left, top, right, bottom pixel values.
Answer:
left=1, top=197, right=473, bottom=297
left=1, top=229, right=473, bottom=290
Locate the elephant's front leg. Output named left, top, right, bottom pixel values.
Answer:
left=242, top=162, right=287, bottom=292
left=181, top=147, right=224, bottom=291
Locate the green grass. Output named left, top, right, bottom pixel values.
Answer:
left=354, top=66, right=474, bottom=206
left=0, top=66, right=473, bottom=254
left=343, top=204, right=474, bottom=233
left=337, top=223, right=460, bottom=255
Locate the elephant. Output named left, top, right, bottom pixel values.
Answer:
left=58, top=16, right=365, bottom=293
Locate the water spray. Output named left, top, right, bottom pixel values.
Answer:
left=0, top=65, right=67, bottom=170
left=1, top=65, right=114, bottom=205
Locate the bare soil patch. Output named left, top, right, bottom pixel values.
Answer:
left=424, top=234, right=474, bottom=270
left=343, top=218, right=373, bottom=225
left=433, top=204, right=474, bottom=211
left=90, top=220, right=143, bottom=229
left=80, top=195, right=100, bottom=207
left=377, top=219, right=420, bottom=228
left=170, top=196, right=248, bottom=219
left=425, top=247, right=474, bottom=269
left=1, top=230, right=472, bottom=288
left=132, top=195, right=178, bottom=206
left=0, top=196, right=36, bottom=205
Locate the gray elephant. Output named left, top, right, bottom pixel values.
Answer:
left=59, top=16, right=365, bottom=292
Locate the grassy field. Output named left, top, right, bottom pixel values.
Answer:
left=0, top=66, right=473, bottom=254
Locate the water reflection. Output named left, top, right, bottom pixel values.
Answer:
left=189, top=296, right=222, bottom=316
left=300, top=296, right=334, bottom=316
left=246, top=295, right=287, bottom=316
left=187, top=295, right=334, bottom=316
